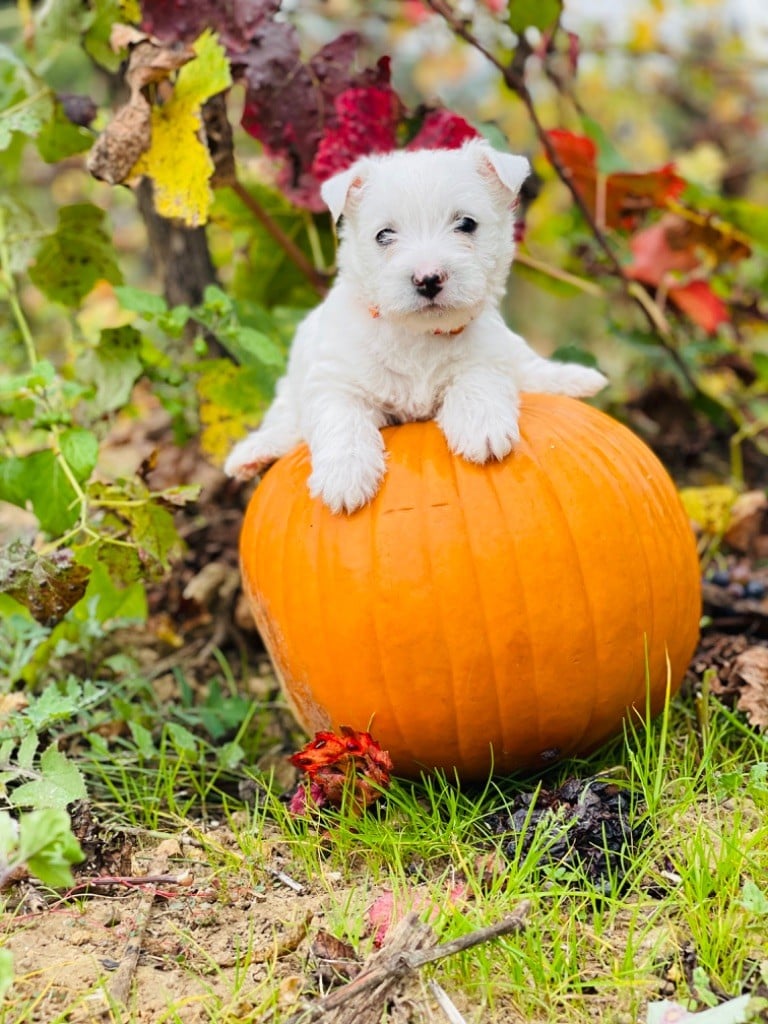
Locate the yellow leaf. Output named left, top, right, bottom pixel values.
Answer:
left=131, top=30, right=231, bottom=226
left=197, top=361, right=272, bottom=463
left=679, top=485, right=739, bottom=536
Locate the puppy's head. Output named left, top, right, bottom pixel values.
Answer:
left=321, top=140, right=530, bottom=334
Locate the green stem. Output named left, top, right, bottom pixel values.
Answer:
left=0, top=208, right=38, bottom=369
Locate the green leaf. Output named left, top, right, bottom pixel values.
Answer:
left=579, top=115, right=626, bottom=175
left=16, top=808, right=84, bottom=887
left=59, top=428, right=98, bottom=484
left=550, top=345, right=600, bottom=369
left=35, top=99, right=93, bottom=163
left=30, top=203, right=122, bottom=307
left=213, top=185, right=329, bottom=310
left=221, top=325, right=285, bottom=369
left=166, top=722, right=199, bottom=755
left=10, top=746, right=87, bottom=810
left=740, top=880, right=768, bottom=916
left=83, top=0, right=127, bottom=71
left=0, top=450, right=80, bottom=536
left=114, top=286, right=169, bottom=317
left=508, top=0, right=562, bottom=34
left=129, top=502, right=182, bottom=571
left=0, top=49, right=53, bottom=151
left=76, top=325, right=144, bottom=416
left=129, top=721, right=157, bottom=758
left=0, top=195, right=42, bottom=274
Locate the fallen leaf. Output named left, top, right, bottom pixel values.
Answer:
left=723, top=491, right=768, bottom=554
left=729, top=646, right=768, bottom=729
left=288, top=726, right=393, bottom=814
left=366, top=883, right=467, bottom=947
left=679, top=485, right=739, bottom=536
left=646, top=994, right=750, bottom=1024
left=310, top=930, right=360, bottom=986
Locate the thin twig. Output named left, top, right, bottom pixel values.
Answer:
left=268, top=867, right=306, bottom=894
left=230, top=179, right=330, bottom=296
left=63, top=872, right=193, bottom=896
left=424, top=0, right=701, bottom=393
left=429, top=980, right=468, bottom=1024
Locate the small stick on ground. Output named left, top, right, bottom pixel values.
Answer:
left=429, top=979, right=468, bottom=1024
left=286, top=899, right=531, bottom=1024
left=106, top=843, right=178, bottom=1008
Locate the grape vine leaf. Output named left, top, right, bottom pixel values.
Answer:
left=29, top=203, right=122, bottom=306
left=0, top=542, right=90, bottom=626
left=88, top=26, right=195, bottom=186
left=131, top=30, right=232, bottom=225
left=35, top=98, right=93, bottom=163
left=10, top=746, right=88, bottom=811
left=10, top=808, right=85, bottom=887
left=0, top=450, right=79, bottom=536
left=0, top=48, right=53, bottom=152
left=626, top=215, right=730, bottom=333
left=75, top=325, right=143, bottom=416
left=196, top=360, right=275, bottom=461
left=508, top=0, right=562, bottom=34
left=546, top=129, right=686, bottom=229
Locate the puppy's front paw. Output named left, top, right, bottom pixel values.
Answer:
left=439, top=405, right=520, bottom=464
left=224, top=435, right=278, bottom=481
left=550, top=365, right=609, bottom=398
left=309, top=452, right=386, bottom=514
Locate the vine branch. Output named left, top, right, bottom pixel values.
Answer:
left=231, top=180, right=331, bottom=297
left=424, top=0, right=700, bottom=393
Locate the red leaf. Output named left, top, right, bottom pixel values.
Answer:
left=627, top=215, right=729, bottom=333
left=311, top=86, right=402, bottom=183
left=367, top=883, right=468, bottom=947
left=546, top=129, right=686, bottom=229
left=289, top=726, right=393, bottom=813
left=407, top=110, right=480, bottom=151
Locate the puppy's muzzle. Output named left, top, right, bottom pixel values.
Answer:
left=412, top=272, right=445, bottom=300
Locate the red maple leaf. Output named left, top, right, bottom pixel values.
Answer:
left=626, top=214, right=729, bottom=333
left=546, top=129, right=685, bottom=230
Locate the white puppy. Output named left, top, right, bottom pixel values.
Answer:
left=225, top=140, right=607, bottom=513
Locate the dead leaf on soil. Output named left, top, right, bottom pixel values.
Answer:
left=723, top=490, right=768, bottom=554
left=729, top=645, right=768, bottom=729
left=310, top=930, right=361, bottom=987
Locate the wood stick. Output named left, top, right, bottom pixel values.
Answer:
left=285, top=900, right=531, bottom=1023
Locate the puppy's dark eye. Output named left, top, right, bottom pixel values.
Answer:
left=376, top=228, right=396, bottom=246
left=455, top=216, right=478, bottom=235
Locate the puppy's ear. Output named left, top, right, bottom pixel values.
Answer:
left=320, top=161, right=368, bottom=222
left=477, top=146, right=531, bottom=196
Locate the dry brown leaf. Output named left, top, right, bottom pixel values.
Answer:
left=87, top=30, right=195, bottom=186
left=723, top=490, right=768, bottom=554
left=730, top=646, right=768, bottom=729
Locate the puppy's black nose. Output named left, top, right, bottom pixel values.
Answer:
left=412, top=273, right=444, bottom=299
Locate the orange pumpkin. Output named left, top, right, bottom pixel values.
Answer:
left=240, top=393, right=700, bottom=779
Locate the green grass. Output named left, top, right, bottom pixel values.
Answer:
left=3, top=671, right=768, bottom=1023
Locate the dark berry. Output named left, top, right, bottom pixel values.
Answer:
left=709, top=570, right=731, bottom=587
left=744, top=580, right=766, bottom=600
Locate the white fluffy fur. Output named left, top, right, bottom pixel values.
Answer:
left=225, top=140, right=607, bottom=513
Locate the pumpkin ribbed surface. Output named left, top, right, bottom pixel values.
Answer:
left=240, top=393, right=701, bottom=779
